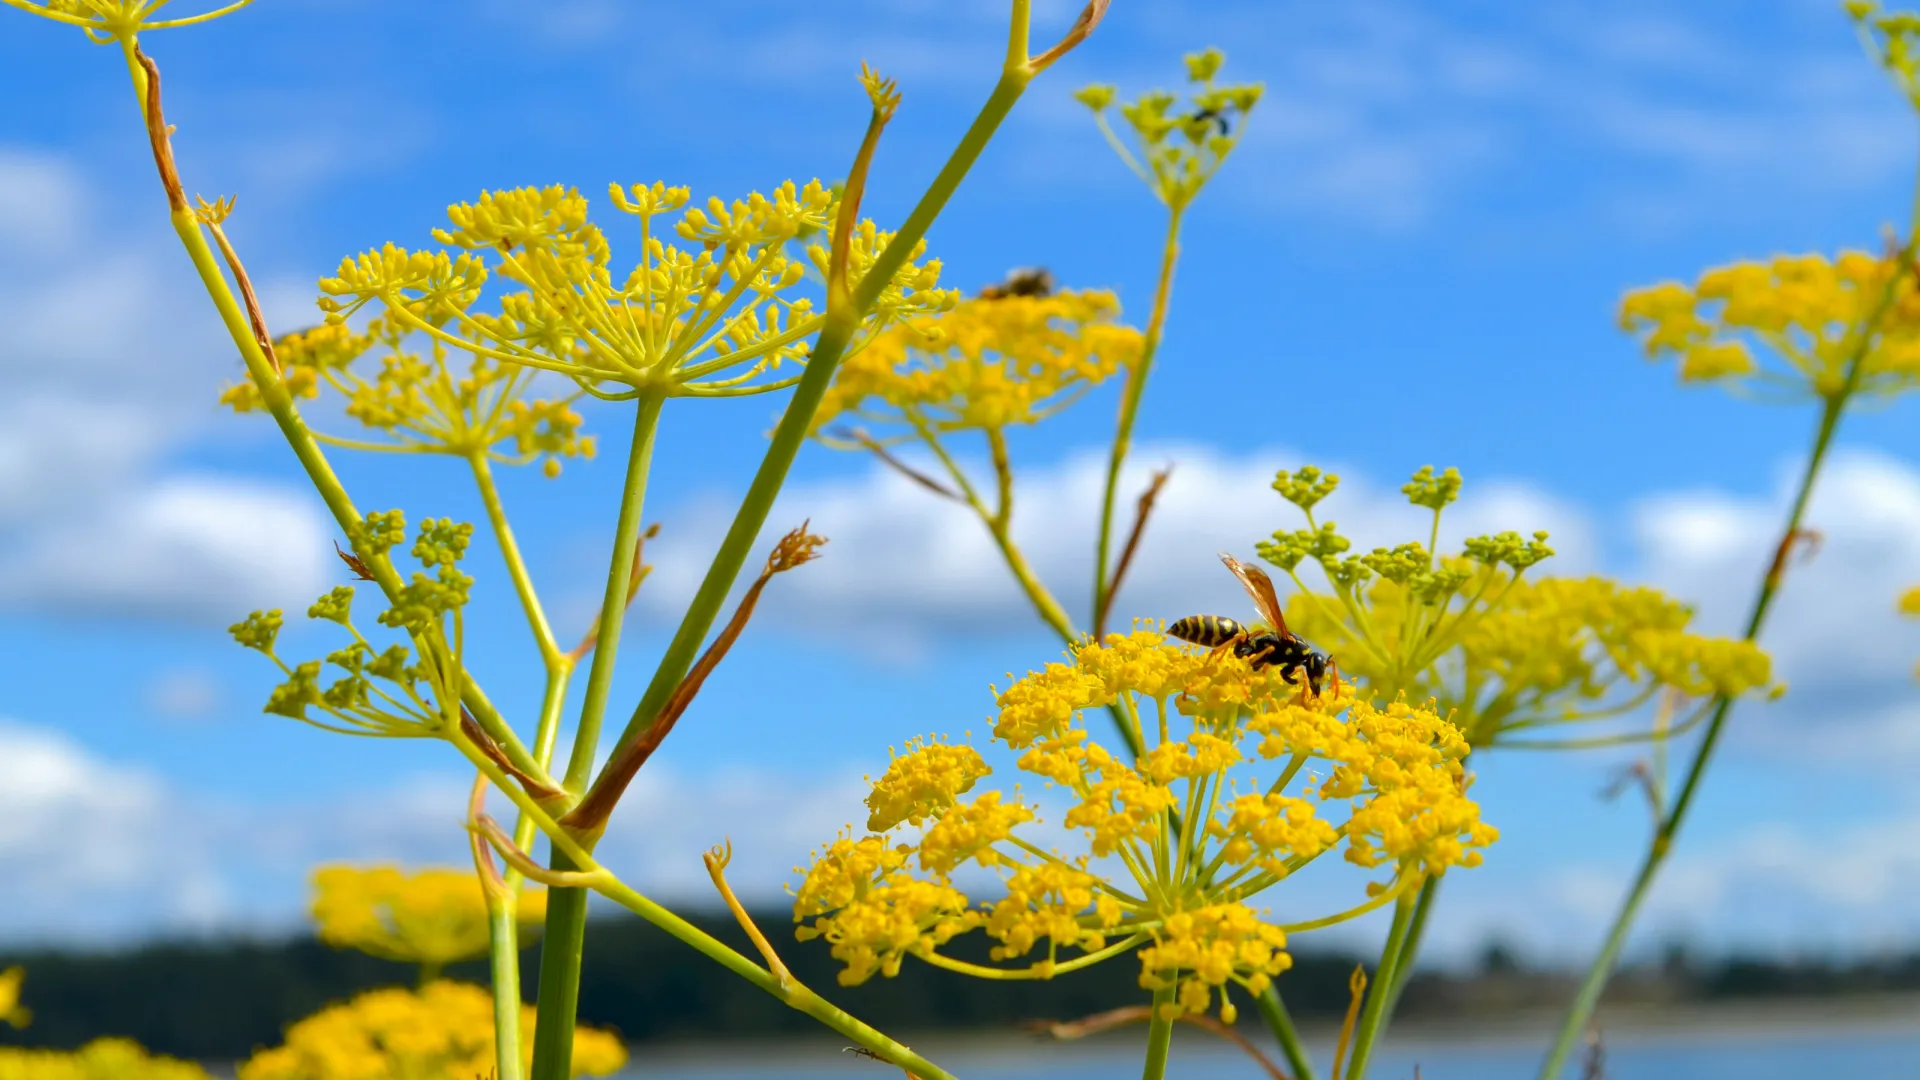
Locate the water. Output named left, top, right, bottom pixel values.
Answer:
left=620, top=1027, right=1920, bottom=1078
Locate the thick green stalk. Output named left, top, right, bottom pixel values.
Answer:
left=1343, top=891, right=1415, bottom=1079
left=529, top=394, right=665, bottom=1080
left=1376, top=876, right=1439, bottom=1031
left=1256, top=985, right=1319, bottom=1080
left=591, top=58, right=1037, bottom=795
left=563, top=391, right=668, bottom=791
left=1536, top=392, right=1851, bottom=1078
left=1092, top=207, right=1184, bottom=632
left=1142, top=985, right=1177, bottom=1080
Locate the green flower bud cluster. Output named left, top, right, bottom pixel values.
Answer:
left=1076, top=48, right=1264, bottom=209
left=229, top=511, right=476, bottom=738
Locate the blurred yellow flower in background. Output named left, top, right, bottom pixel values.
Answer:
left=311, top=866, right=547, bottom=982
left=1619, top=252, right=1920, bottom=403
left=236, top=982, right=625, bottom=1080
left=0, top=1038, right=213, bottom=1080
left=0, top=967, right=28, bottom=1030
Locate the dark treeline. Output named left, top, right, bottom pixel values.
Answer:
left=2, top=915, right=1917, bottom=1062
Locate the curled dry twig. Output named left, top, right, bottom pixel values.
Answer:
left=563, top=524, right=827, bottom=833
left=1025, top=1003, right=1293, bottom=1080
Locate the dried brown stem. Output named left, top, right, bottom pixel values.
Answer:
left=462, top=709, right=566, bottom=802
left=466, top=772, right=512, bottom=903
left=563, top=525, right=826, bottom=833
left=1331, top=965, right=1368, bottom=1080
left=1096, top=465, right=1172, bottom=637
left=1028, top=0, right=1111, bottom=73
left=471, top=812, right=600, bottom=887
left=1025, top=1003, right=1292, bottom=1080
left=334, top=539, right=376, bottom=582
left=133, top=46, right=185, bottom=211
left=840, top=427, right=963, bottom=502
left=704, top=841, right=793, bottom=986
left=206, top=220, right=281, bottom=372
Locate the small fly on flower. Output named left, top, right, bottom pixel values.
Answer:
left=1167, top=552, right=1339, bottom=697
left=978, top=266, right=1055, bottom=300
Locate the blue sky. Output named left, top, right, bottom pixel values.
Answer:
left=4, top=0, right=1920, bottom=965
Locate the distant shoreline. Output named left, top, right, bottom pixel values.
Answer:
left=605, top=992, right=1920, bottom=1064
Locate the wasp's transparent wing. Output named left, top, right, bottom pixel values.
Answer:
left=1220, top=552, right=1290, bottom=636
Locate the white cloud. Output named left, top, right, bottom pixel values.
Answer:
left=1635, top=450, right=1920, bottom=688
left=0, top=150, right=83, bottom=250
left=637, top=446, right=1590, bottom=663
left=0, top=476, right=333, bottom=622
left=144, top=668, right=224, bottom=723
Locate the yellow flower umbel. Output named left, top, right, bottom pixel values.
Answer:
left=1257, top=465, right=1774, bottom=753
left=313, top=175, right=953, bottom=404
left=311, top=865, right=548, bottom=983
left=236, top=981, right=625, bottom=1080
left=793, top=634, right=1493, bottom=1023
left=1619, top=251, right=1920, bottom=404
left=817, top=289, right=1141, bottom=437
left=0, top=1039, right=213, bottom=1080
left=219, top=316, right=595, bottom=479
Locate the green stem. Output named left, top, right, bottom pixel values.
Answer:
left=1256, top=985, right=1319, bottom=1080
left=1376, top=876, right=1439, bottom=1043
left=1343, top=890, right=1415, bottom=1079
left=565, top=391, right=668, bottom=791
left=589, top=54, right=1038, bottom=801
left=418, top=960, right=443, bottom=988
left=491, top=663, right=575, bottom=1080
left=470, top=452, right=564, bottom=667
left=1142, top=984, right=1177, bottom=1080
left=487, top=902, right=525, bottom=1080
left=592, top=876, right=960, bottom=1080
left=1535, top=390, right=1855, bottom=1078
left=112, top=43, right=550, bottom=791
left=530, top=393, right=664, bottom=1080
left=1092, top=206, right=1184, bottom=632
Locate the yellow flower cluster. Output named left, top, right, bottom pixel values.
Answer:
left=793, top=630, right=1494, bottom=1019
left=219, top=319, right=594, bottom=477
left=1136, top=904, right=1290, bottom=1023
left=314, top=181, right=954, bottom=401
left=1258, top=464, right=1773, bottom=750
left=1288, top=574, right=1776, bottom=749
left=237, top=981, right=625, bottom=1080
left=311, top=865, right=547, bottom=970
left=815, top=290, right=1141, bottom=435
left=0, top=1039, right=211, bottom=1080
left=1619, top=252, right=1920, bottom=402
left=864, top=738, right=991, bottom=831
left=791, top=835, right=979, bottom=985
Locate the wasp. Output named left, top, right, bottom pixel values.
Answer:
left=1168, top=553, right=1337, bottom=697
left=979, top=266, right=1054, bottom=300
left=1186, top=106, right=1231, bottom=137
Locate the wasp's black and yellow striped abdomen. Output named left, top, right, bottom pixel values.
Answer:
left=1167, top=615, right=1245, bottom=648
